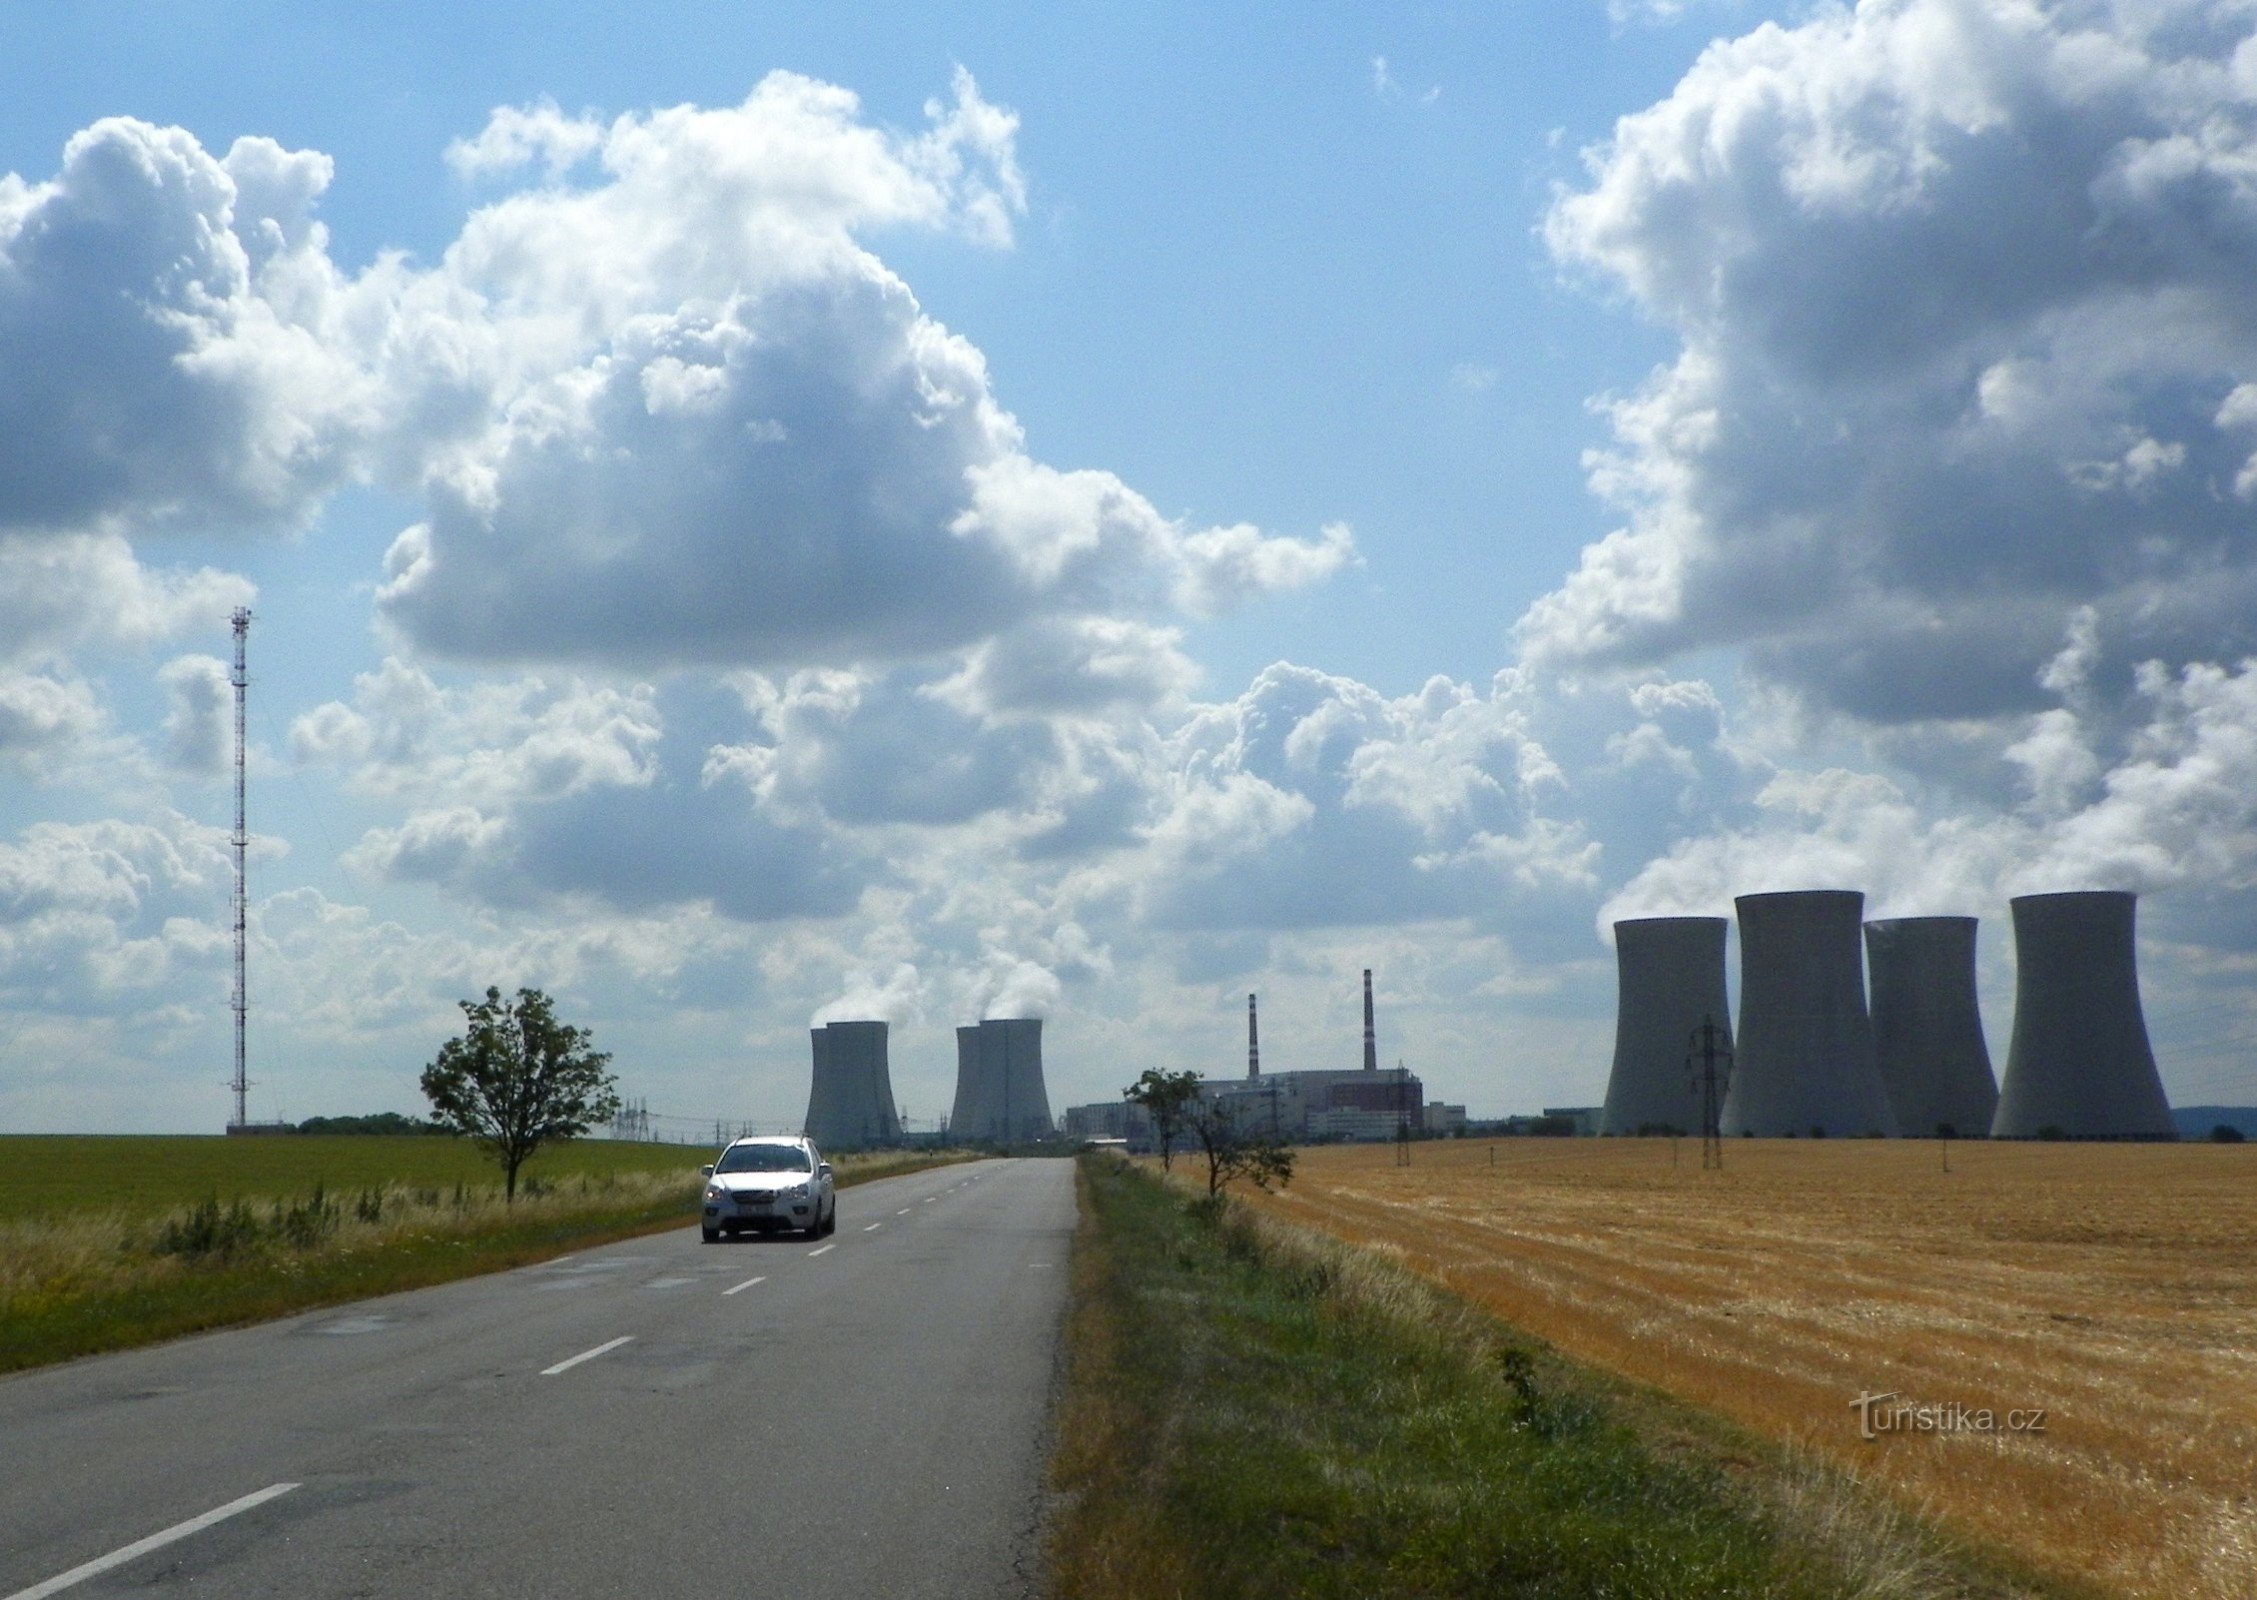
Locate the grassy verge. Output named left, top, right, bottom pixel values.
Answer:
left=0, top=1147, right=976, bottom=1375
left=1047, top=1156, right=2083, bottom=1600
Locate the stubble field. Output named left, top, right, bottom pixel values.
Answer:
left=1236, top=1137, right=2255, bottom=1600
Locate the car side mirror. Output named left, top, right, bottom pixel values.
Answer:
left=700, top=1164, right=715, bottom=1177
left=819, top=1162, right=833, bottom=1178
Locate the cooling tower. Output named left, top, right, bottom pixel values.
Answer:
left=1724, top=891, right=1898, bottom=1138
left=949, top=1025, right=988, bottom=1140
left=1599, top=917, right=1731, bottom=1137
left=1992, top=891, right=2175, bottom=1139
left=947, top=1018, right=1056, bottom=1142
left=1864, top=917, right=1998, bottom=1139
left=803, top=1020, right=902, bottom=1150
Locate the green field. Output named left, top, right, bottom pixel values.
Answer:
left=0, top=1134, right=711, bottom=1221
left=0, top=1137, right=974, bottom=1374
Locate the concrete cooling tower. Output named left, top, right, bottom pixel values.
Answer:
left=948, top=1018, right=1055, bottom=1143
left=1724, top=891, right=1898, bottom=1138
left=1992, top=891, right=2175, bottom=1139
left=1864, top=916, right=1998, bottom=1139
left=1600, top=917, right=1731, bottom=1137
left=803, top=1020, right=902, bottom=1150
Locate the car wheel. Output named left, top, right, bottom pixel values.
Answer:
left=701, top=1225, right=720, bottom=1243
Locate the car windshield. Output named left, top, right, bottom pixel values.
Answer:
left=716, top=1144, right=811, bottom=1174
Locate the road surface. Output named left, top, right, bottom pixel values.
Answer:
left=0, top=1157, right=1076, bottom=1599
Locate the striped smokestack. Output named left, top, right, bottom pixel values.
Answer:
left=1247, top=993, right=1260, bottom=1079
left=1362, top=968, right=1377, bottom=1073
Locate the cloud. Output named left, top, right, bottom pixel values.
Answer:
left=1602, top=648, right=2257, bottom=928
left=157, top=655, right=232, bottom=775
left=371, top=73, right=1345, bottom=672
left=1532, top=0, right=2257, bottom=732
left=0, top=120, right=368, bottom=539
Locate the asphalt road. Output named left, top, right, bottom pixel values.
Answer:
left=0, top=1157, right=1077, bottom=1599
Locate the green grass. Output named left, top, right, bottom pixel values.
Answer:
left=1047, top=1157, right=2068, bottom=1600
left=0, top=1133, right=708, bottom=1221
left=0, top=1141, right=976, bottom=1374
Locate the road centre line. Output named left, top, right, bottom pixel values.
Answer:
left=541, top=1335, right=634, bottom=1376
left=808, top=1243, right=836, bottom=1257
left=3, top=1483, right=300, bottom=1600
left=863, top=1223, right=882, bottom=1232
left=896, top=1208, right=911, bottom=1216
left=923, top=1197, right=937, bottom=1204
left=722, top=1275, right=766, bottom=1296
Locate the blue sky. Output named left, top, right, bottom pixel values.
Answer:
left=3, top=0, right=2253, bottom=1134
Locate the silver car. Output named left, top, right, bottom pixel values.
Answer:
left=700, top=1137, right=837, bottom=1241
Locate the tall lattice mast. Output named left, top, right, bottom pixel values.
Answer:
left=229, top=607, right=251, bottom=1129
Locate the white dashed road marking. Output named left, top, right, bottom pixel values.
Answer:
left=863, top=1223, right=882, bottom=1232
left=3, top=1483, right=299, bottom=1600
left=723, top=1275, right=766, bottom=1296
left=541, top=1336, right=634, bottom=1376
left=808, top=1244, right=836, bottom=1258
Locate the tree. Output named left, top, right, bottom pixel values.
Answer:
left=1125, top=1067, right=1202, bottom=1171
left=421, top=987, right=620, bottom=1201
left=1184, top=1094, right=1295, bottom=1198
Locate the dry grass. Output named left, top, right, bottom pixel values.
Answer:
left=1228, top=1138, right=2256, bottom=1600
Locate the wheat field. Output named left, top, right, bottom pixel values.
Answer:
left=1234, top=1137, right=2256, bottom=1600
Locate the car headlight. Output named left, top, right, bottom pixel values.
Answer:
left=785, top=1181, right=811, bottom=1198
left=704, top=1184, right=724, bottom=1202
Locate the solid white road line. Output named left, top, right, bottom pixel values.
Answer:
left=807, top=1243, right=836, bottom=1257
left=3, top=1483, right=300, bottom=1600
left=541, top=1335, right=634, bottom=1376
left=722, top=1275, right=766, bottom=1296
left=862, top=1223, right=882, bottom=1232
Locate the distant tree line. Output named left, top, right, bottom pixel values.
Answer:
left=293, top=1112, right=447, bottom=1136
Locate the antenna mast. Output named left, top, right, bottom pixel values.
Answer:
left=229, top=607, right=251, bottom=1129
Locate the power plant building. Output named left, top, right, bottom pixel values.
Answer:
left=1992, top=891, right=2175, bottom=1139
left=1864, top=916, right=1998, bottom=1139
left=1599, top=916, right=1731, bottom=1136
left=803, top=1020, right=902, bottom=1150
left=1724, top=890, right=1899, bottom=1138
left=949, top=1018, right=1056, bottom=1143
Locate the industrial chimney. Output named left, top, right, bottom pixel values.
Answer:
left=1247, top=993, right=1260, bottom=1080
left=1992, top=891, right=2175, bottom=1139
left=1864, top=916, right=1998, bottom=1139
left=1599, top=917, right=1730, bottom=1137
left=803, top=1020, right=903, bottom=1150
left=1725, top=891, right=1898, bottom=1138
left=1361, top=969, right=1377, bottom=1073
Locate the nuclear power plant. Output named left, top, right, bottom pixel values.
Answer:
left=1992, top=891, right=2176, bottom=1139
left=1865, top=916, right=1998, bottom=1139
left=949, top=1018, right=1056, bottom=1143
left=1599, top=917, right=1731, bottom=1136
left=802, top=1020, right=902, bottom=1150
left=1724, top=891, right=1899, bottom=1138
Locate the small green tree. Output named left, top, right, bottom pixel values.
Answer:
left=1125, top=1067, right=1202, bottom=1171
left=421, top=987, right=620, bottom=1201
left=1185, top=1094, right=1295, bottom=1198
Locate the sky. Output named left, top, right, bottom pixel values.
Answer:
left=2, top=0, right=2253, bottom=1136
